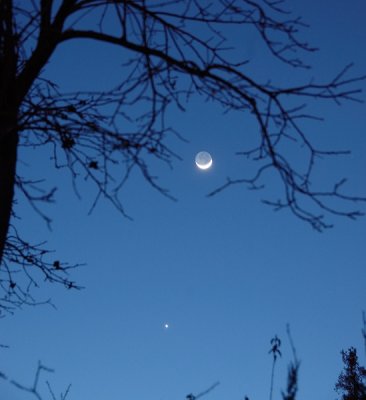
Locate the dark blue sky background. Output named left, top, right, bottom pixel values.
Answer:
left=1, top=1, right=366, bottom=399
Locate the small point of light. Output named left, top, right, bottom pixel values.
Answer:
left=164, top=323, right=169, bottom=329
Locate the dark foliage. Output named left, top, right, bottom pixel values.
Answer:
left=282, top=325, right=300, bottom=400
left=282, top=361, right=300, bottom=400
left=335, top=347, right=366, bottom=400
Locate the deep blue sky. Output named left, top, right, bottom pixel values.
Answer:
left=1, top=1, right=366, bottom=400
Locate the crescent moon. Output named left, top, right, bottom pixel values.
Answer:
left=196, top=158, right=212, bottom=170
left=195, top=151, right=213, bottom=170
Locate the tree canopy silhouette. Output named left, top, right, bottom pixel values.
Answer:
left=1, top=0, right=365, bottom=312
left=335, top=347, right=366, bottom=400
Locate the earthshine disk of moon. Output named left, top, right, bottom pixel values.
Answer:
left=195, top=151, right=213, bottom=170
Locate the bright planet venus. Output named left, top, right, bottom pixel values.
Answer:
left=195, top=151, right=213, bottom=170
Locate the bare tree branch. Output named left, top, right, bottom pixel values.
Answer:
left=1, top=0, right=365, bottom=311
left=2, top=361, right=71, bottom=400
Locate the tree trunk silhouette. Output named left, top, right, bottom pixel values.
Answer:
left=0, top=0, right=18, bottom=264
left=0, top=113, right=18, bottom=263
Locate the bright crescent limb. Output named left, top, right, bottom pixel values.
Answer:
left=196, top=158, right=212, bottom=170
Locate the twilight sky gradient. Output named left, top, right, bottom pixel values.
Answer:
left=1, top=1, right=366, bottom=400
